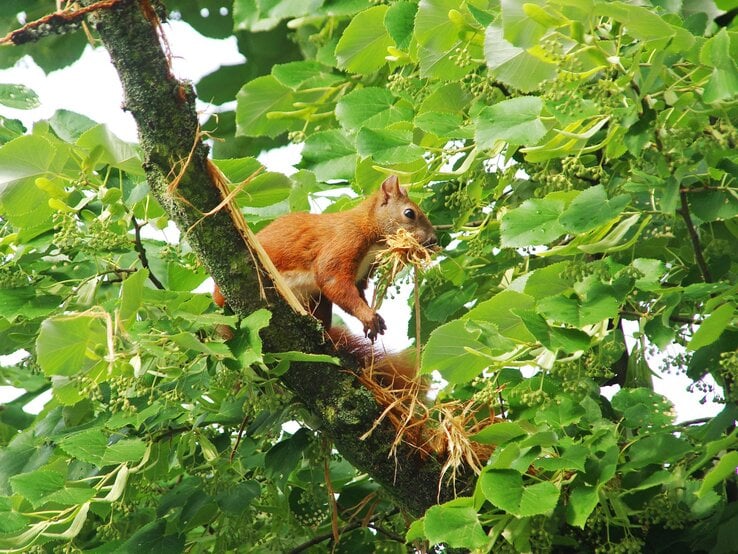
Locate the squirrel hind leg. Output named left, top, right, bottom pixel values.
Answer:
left=307, top=295, right=333, bottom=329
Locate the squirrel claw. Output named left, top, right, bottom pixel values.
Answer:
left=364, top=313, right=386, bottom=342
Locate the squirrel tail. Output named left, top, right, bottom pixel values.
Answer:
left=326, top=328, right=420, bottom=390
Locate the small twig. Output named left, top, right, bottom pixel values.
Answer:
left=230, top=412, right=249, bottom=462
left=132, top=217, right=165, bottom=289
left=287, top=510, right=402, bottom=554
left=370, top=523, right=405, bottom=543
left=323, top=439, right=340, bottom=544
left=619, top=309, right=701, bottom=326
left=434, top=220, right=484, bottom=231
left=0, top=0, right=124, bottom=45
left=678, top=190, right=712, bottom=283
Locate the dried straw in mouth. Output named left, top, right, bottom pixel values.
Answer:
left=371, top=228, right=435, bottom=312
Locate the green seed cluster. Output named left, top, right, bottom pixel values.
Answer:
left=53, top=212, right=130, bottom=254
left=638, top=491, right=688, bottom=530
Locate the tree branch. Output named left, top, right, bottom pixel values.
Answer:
left=132, top=216, right=165, bottom=289
left=288, top=510, right=402, bottom=554
left=679, top=190, right=713, bottom=283
left=79, top=0, right=471, bottom=515
left=0, top=0, right=124, bottom=45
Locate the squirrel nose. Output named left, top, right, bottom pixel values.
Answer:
left=423, top=236, right=438, bottom=248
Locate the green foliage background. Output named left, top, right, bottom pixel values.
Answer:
left=1, top=0, right=738, bottom=552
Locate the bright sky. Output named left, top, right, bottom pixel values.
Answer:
left=0, top=20, right=723, bottom=422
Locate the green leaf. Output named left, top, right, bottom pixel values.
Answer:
left=271, top=60, right=342, bottom=90
left=36, top=314, right=107, bottom=376
left=559, top=186, right=630, bottom=233
left=237, top=172, right=292, bottom=208
left=466, top=290, right=536, bottom=342
left=302, top=129, right=357, bottom=181
left=699, top=28, right=738, bottom=70
left=535, top=444, right=588, bottom=472
left=611, top=388, right=675, bottom=429
left=119, top=520, right=184, bottom=553
left=265, top=429, right=310, bottom=481
left=632, top=258, right=666, bottom=292
left=212, top=157, right=263, bottom=183
left=703, top=66, right=738, bottom=104
left=518, top=310, right=591, bottom=353
left=414, top=0, right=472, bottom=80
left=534, top=396, right=586, bottom=427
left=415, top=111, right=472, bottom=138
left=419, top=82, right=472, bottom=114
left=475, top=96, right=547, bottom=149
left=479, top=468, right=560, bottom=517
left=9, top=469, right=65, bottom=508
left=77, top=124, right=142, bottom=174
left=421, top=319, right=498, bottom=383
left=688, top=303, right=735, bottom=351
left=335, top=6, right=393, bottom=74
left=625, top=434, right=692, bottom=470
left=356, top=127, right=423, bottom=164
left=470, top=421, right=527, bottom=445
left=0, top=511, right=29, bottom=534
left=423, top=497, right=488, bottom=549
left=0, top=84, right=40, bottom=109
left=236, top=75, right=296, bottom=137
left=484, top=26, right=556, bottom=92
left=385, top=1, right=417, bottom=51
left=523, top=262, right=572, bottom=299
left=0, top=287, right=60, bottom=323
left=120, top=269, right=149, bottom=324
left=0, top=134, right=65, bottom=235
left=336, top=87, right=412, bottom=131
left=101, top=438, right=147, bottom=464
left=58, top=429, right=108, bottom=465
left=595, top=2, right=675, bottom=45
left=500, top=197, right=566, bottom=248
left=566, top=482, right=599, bottom=528
left=698, top=451, right=738, bottom=497
left=216, top=480, right=261, bottom=514
left=45, top=486, right=95, bottom=507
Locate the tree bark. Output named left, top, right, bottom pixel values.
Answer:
left=81, top=0, right=473, bottom=515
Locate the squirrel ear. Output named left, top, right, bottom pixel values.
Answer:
left=380, top=175, right=406, bottom=204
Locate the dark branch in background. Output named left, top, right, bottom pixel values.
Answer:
left=434, top=220, right=484, bottom=231
left=679, top=190, right=713, bottom=283
left=620, top=309, right=701, bottom=326
left=132, top=216, right=165, bottom=289
left=288, top=510, right=402, bottom=554
left=74, top=0, right=471, bottom=515
left=0, top=0, right=124, bottom=45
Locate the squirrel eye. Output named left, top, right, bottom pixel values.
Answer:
left=403, top=208, right=416, bottom=220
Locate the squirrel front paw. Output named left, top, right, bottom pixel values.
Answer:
left=363, top=312, right=387, bottom=342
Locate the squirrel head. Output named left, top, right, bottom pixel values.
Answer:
left=374, top=175, right=437, bottom=248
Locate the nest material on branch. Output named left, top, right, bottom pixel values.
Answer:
left=361, top=228, right=495, bottom=492
left=358, top=364, right=496, bottom=495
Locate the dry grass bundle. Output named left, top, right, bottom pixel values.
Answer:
left=371, top=228, right=436, bottom=312
left=358, top=364, right=497, bottom=496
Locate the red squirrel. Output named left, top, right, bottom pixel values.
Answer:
left=213, top=175, right=437, bottom=340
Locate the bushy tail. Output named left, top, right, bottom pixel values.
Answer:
left=326, top=328, right=419, bottom=390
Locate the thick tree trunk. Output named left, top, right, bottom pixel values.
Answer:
left=81, top=0, right=473, bottom=515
